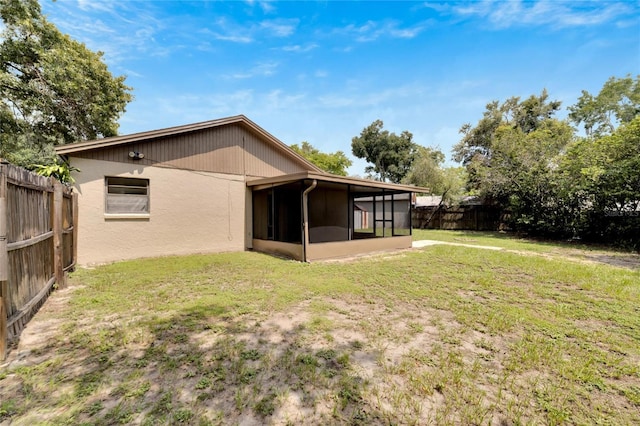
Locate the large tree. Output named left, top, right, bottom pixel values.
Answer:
left=351, top=119, right=417, bottom=183
left=452, top=78, right=639, bottom=247
left=453, top=91, right=573, bottom=235
left=453, top=90, right=561, bottom=166
left=560, top=117, right=640, bottom=248
left=568, top=75, right=640, bottom=138
left=0, top=0, right=133, bottom=166
left=290, top=141, right=352, bottom=176
left=402, top=146, right=465, bottom=202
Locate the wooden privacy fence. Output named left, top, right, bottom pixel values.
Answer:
left=412, top=205, right=506, bottom=231
left=0, top=162, right=78, bottom=361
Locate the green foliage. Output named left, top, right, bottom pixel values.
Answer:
left=402, top=146, right=444, bottom=190
left=453, top=89, right=562, bottom=168
left=290, top=141, right=352, bottom=176
left=351, top=119, right=417, bottom=183
left=33, top=160, right=79, bottom=184
left=568, top=75, right=640, bottom=137
left=253, top=393, right=277, bottom=417
left=0, top=133, right=56, bottom=166
left=454, top=77, right=639, bottom=249
left=402, top=146, right=466, bottom=201
left=0, top=0, right=133, bottom=166
left=453, top=91, right=573, bottom=236
left=561, top=117, right=640, bottom=249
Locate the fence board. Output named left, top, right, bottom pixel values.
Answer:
left=413, top=205, right=504, bottom=231
left=0, top=162, right=77, bottom=360
left=0, top=167, right=6, bottom=360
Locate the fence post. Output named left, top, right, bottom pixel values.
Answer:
left=53, top=182, right=65, bottom=288
left=72, top=192, right=78, bottom=268
left=475, top=206, right=479, bottom=231
left=0, top=164, right=8, bottom=361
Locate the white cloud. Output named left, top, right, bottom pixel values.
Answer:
left=41, top=1, right=171, bottom=65
left=224, top=61, right=279, bottom=79
left=260, top=2, right=276, bottom=14
left=201, top=18, right=298, bottom=44
left=202, top=18, right=254, bottom=43
left=134, top=90, right=257, bottom=126
left=122, top=68, right=144, bottom=78
left=281, top=43, right=318, bottom=53
left=260, top=19, right=299, bottom=37
left=335, top=20, right=429, bottom=42
left=76, top=0, right=118, bottom=13
left=318, top=84, right=425, bottom=109
left=245, top=1, right=276, bottom=14
left=265, top=90, right=306, bottom=110
left=417, top=2, right=450, bottom=13
left=211, top=33, right=254, bottom=43
left=451, top=0, right=634, bottom=29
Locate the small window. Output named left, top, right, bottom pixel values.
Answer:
left=105, top=177, right=149, bottom=214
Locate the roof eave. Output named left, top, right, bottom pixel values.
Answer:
left=247, top=171, right=429, bottom=193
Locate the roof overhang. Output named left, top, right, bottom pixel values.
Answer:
left=246, top=171, right=429, bottom=194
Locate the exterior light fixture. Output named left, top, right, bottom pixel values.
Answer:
left=128, top=151, right=145, bottom=160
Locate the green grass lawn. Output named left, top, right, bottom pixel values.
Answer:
left=1, top=239, right=639, bottom=425
left=412, top=229, right=593, bottom=251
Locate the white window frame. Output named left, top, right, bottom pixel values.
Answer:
left=104, top=176, right=150, bottom=218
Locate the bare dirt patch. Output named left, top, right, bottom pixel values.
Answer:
left=2, top=247, right=639, bottom=425
left=1, top=290, right=528, bottom=425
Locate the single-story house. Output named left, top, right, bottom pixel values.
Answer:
left=55, top=115, right=426, bottom=265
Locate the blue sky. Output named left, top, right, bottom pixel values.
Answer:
left=42, top=0, right=639, bottom=175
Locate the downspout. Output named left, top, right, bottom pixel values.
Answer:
left=302, top=180, right=317, bottom=262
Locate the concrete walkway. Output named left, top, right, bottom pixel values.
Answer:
left=412, top=240, right=504, bottom=251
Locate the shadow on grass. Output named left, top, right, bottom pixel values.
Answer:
left=2, top=303, right=384, bottom=425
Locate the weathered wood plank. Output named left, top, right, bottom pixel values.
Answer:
left=72, top=192, right=78, bottom=269
left=0, top=296, right=6, bottom=361
left=0, top=162, right=75, bottom=351
left=0, top=166, right=7, bottom=280
left=53, top=183, right=65, bottom=288
left=7, top=276, right=55, bottom=336
left=7, top=231, right=53, bottom=251
left=0, top=163, right=7, bottom=360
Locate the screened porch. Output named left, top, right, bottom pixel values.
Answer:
left=248, top=172, right=425, bottom=261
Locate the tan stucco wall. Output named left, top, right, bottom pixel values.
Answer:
left=306, top=235, right=412, bottom=262
left=251, top=239, right=303, bottom=261
left=70, top=157, right=247, bottom=266
left=251, top=235, right=413, bottom=262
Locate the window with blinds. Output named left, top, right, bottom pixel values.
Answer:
left=105, top=177, right=150, bottom=214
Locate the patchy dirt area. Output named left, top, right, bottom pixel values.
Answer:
left=2, top=291, right=523, bottom=425
left=2, top=286, right=81, bottom=370
left=1, top=246, right=639, bottom=425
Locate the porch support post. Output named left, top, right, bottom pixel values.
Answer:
left=301, top=180, right=317, bottom=262
left=347, top=184, right=351, bottom=241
